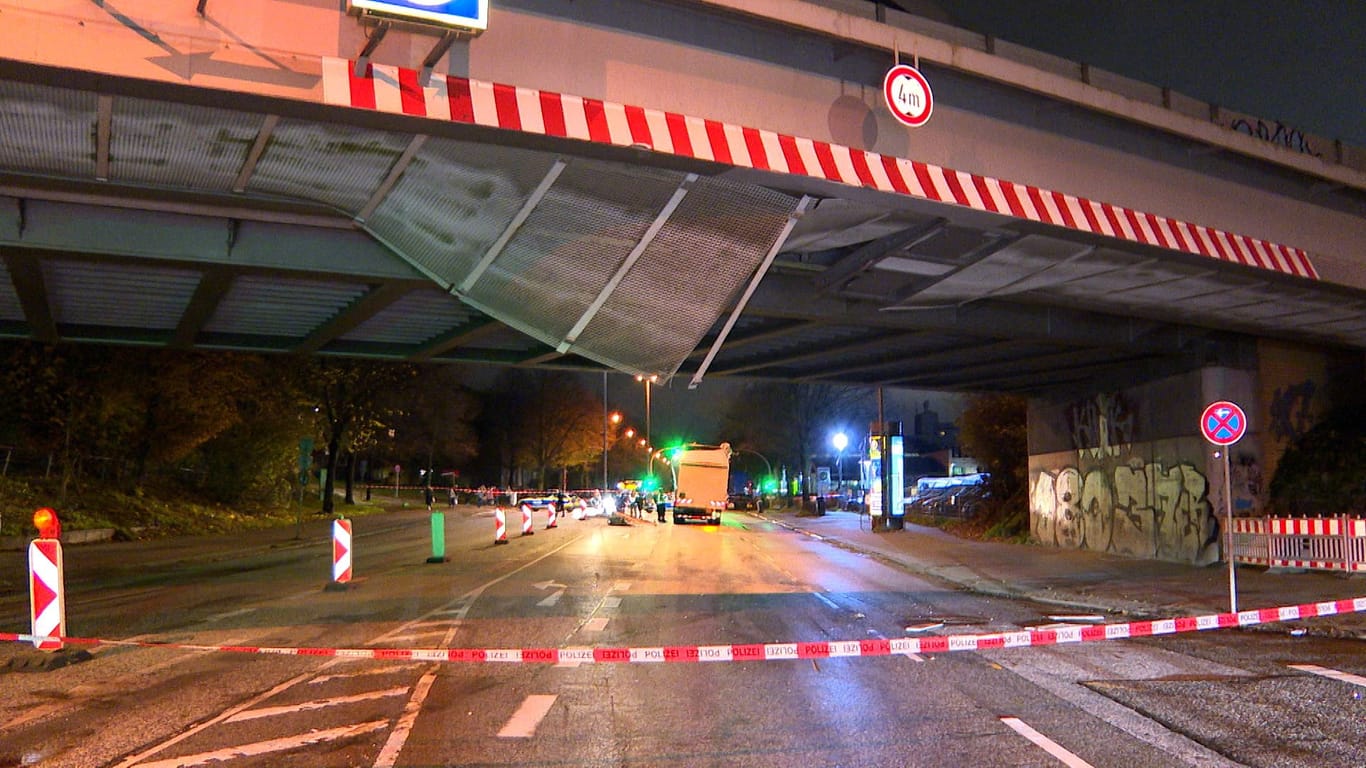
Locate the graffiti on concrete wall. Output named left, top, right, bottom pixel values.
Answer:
left=1067, top=392, right=1134, bottom=460
left=1031, top=460, right=1216, bottom=562
left=1268, top=379, right=1316, bottom=444
left=1033, top=392, right=1218, bottom=563
left=1229, top=118, right=1321, bottom=158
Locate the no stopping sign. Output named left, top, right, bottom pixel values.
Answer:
left=1200, top=401, right=1247, bottom=446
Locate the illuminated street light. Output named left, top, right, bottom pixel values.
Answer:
left=832, top=431, right=848, bottom=487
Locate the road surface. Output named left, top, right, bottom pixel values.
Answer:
left=1, top=505, right=1363, bottom=766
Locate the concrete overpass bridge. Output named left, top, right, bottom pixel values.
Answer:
left=0, top=0, right=1362, bottom=562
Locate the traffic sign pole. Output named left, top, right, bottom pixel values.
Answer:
left=1200, top=400, right=1247, bottom=613
left=1222, top=448, right=1236, bottom=613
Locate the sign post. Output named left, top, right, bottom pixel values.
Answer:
left=1200, top=400, right=1247, bottom=613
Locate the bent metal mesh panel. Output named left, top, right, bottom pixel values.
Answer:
left=361, top=143, right=801, bottom=377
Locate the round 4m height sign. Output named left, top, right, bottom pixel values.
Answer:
left=1200, top=401, right=1247, bottom=446
left=883, top=64, right=933, bottom=128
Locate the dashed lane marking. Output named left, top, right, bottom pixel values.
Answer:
left=1000, top=716, right=1095, bottom=768
left=1288, top=663, right=1366, bottom=688
left=497, top=694, right=558, bottom=738
left=583, top=617, right=610, bottom=632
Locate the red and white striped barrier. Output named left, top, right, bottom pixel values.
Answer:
left=546, top=503, right=558, bottom=529
left=320, top=58, right=1318, bottom=280
left=1231, top=516, right=1366, bottom=572
left=494, top=507, right=508, bottom=545
left=6, top=596, right=1363, bottom=663
left=332, top=519, right=352, bottom=585
left=28, top=539, right=65, bottom=652
left=520, top=504, right=535, bottom=536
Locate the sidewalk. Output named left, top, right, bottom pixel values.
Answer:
left=753, top=507, right=1366, bottom=641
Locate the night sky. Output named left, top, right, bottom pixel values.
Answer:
left=932, top=0, right=1366, bottom=148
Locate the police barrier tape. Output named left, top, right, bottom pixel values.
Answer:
left=4, top=596, right=1363, bottom=663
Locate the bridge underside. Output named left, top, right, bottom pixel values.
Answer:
left=1, top=60, right=1363, bottom=394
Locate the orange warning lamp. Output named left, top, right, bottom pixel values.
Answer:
left=33, top=507, right=61, bottom=539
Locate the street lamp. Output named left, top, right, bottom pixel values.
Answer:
left=635, top=374, right=658, bottom=450
left=604, top=408, right=621, bottom=490
left=832, top=431, right=848, bottom=488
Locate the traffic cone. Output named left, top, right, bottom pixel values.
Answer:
left=494, top=507, right=508, bottom=545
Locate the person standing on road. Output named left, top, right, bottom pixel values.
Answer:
left=424, top=484, right=435, bottom=512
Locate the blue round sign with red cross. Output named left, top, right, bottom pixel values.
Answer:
left=1200, top=400, right=1247, bottom=446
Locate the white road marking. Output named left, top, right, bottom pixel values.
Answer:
left=310, top=664, right=423, bottom=685
left=114, top=670, right=322, bottom=767
left=373, top=669, right=439, bottom=768
left=225, top=687, right=409, bottom=722
left=583, top=617, right=610, bottom=632
left=1289, top=663, right=1366, bottom=687
left=497, top=694, right=558, bottom=738
left=613, top=581, right=631, bottom=591
left=1000, top=717, right=1095, bottom=767
left=601, top=596, right=622, bottom=609
left=119, top=533, right=590, bottom=767
left=813, top=592, right=839, bottom=610
left=204, top=608, right=258, bottom=623
left=132, top=720, right=389, bottom=768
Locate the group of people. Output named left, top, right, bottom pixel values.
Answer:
left=423, top=485, right=458, bottom=511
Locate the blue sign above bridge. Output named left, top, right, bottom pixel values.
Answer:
left=350, top=0, right=488, bottom=30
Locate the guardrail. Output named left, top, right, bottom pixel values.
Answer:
left=1230, top=517, right=1366, bottom=572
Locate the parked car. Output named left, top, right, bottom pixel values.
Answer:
left=727, top=493, right=759, bottom=511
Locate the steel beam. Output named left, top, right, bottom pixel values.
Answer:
left=172, top=265, right=235, bottom=348
left=689, top=195, right=812, bottom=388
left=3, top=251, right=57, bottom=342
left=294, top=281, right=413, bottom=354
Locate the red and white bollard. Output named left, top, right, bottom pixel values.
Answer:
left=29, top=509, right=65, bottom=652
left=29, top=507, right=65, bottom=651
left=494, top=507, right=508, bottom=545
left=330, top=518, right=352, bottom=588
left=521, top=504, right=535, bottom=536
left=546, top=503, right=558, bottom=529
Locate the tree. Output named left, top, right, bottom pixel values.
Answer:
left=300, top=358, right=417, bottom=514
left=387, top=365, right=481, bottom=490
left=1268, top=393, right=1366, bottom=515
left=510, top=371, right=603, bottom=489
left=957, top=392, right=1028, bottom=533
left=720, top=381, right=872, bottom=496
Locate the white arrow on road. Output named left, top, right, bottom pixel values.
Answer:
left=533, top=580, right=568, bottom=607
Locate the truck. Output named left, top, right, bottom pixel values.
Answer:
left=671, top=442, right=731, bottom=525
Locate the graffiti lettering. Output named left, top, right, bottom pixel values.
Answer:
left=1031, top=460, right=1215, bottom=562
left=1230, top=118, right=1320, bottom=157
left=1068, top=393, right=1134, bottom=459
left=1269, top=379, right=1316, bottom=444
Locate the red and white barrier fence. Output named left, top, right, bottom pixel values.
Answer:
left=6, top=596, right=1363, bottom=664
left=1231, top=517, right=1366, bottom=572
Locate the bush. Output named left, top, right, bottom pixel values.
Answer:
left=1268, top=401, right=1366, bottom=515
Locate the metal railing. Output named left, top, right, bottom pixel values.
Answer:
left=1230, top=517, right=1366, bottom=572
